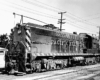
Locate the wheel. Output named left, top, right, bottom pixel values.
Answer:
left=36, top=63, right=41, bottom=72
left=46, top=63, right=50, bottom=70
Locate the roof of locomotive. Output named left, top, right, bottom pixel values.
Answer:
left=20, top=23, right=82, bottom=40
left=79, top=33, right=98, bottom=40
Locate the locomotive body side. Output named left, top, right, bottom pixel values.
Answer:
left=27, top=23, right=84, bottom=71
left=30, top=23, right=82, bottom=56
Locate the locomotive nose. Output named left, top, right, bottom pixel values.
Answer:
left=5, top=41, right=26, bottom=74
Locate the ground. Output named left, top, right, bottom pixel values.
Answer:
left=0, top=64, right=100, bottom=80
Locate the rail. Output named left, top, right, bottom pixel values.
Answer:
left=14, top=64, right=100, bottom=80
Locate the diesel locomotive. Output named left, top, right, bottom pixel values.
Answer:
left=5, top=22, right=100, bottom=74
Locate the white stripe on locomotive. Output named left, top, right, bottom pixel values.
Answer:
left=25, top=29, right=31, bottom=51
left=25, top=36, right=31, bottom=44
left=26, top=29, right=31, bottom=37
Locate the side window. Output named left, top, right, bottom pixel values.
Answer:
left=69, top=41, right=72, bottom=52
left=0, top=51, right=3, bottom=53
left=66, top=41, right=70, bottom=52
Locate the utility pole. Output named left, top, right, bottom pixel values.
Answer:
left=97, top=26, right=100, bottom=48
left=58, top=12, right=66, bottom=31
left=97, top=26, right=100, bottom=39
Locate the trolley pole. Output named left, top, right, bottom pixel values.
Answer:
left=20, top=15, right=23, bottom=24
left=13, top=13, right=23, bottom=24
left=58, top=12, right=66, bottom=31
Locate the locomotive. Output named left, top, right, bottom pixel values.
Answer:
left=5, top=22, right=100, bottom=74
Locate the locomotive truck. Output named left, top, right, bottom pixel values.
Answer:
left=5, top=22, right=100, bottom=74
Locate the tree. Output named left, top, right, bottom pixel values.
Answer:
left=0, top=34, right=9, bottom=48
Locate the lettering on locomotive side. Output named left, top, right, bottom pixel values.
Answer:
left=31, top=39, right=69, bottom=45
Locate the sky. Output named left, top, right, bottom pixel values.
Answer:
left=0, top=0, right=100, bottom=37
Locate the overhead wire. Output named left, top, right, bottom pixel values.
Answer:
left=65, top=21, right=94, bottom=33
left=33, top=0, right=62, bottom=12
left=63, top=15, right=97, bottom=32
left=26, top=0, right=99, bottom=27
left=21, top=0, right=97, bottom=32
left=83, top=12, right=100, bottom=19
left=64, top=14, right=99, bottom=26
left=8, top=0, right=97, bottom=30
left=22, top=0, right=60, bottom=12
left=0, top=0, right=58, bottom=24
left=0, top=0, right=98, bottom=33
left=65, top=20, right=97, bottom=33
left=84, top=16, right=100, bottom=21
left=3, top=0, right=59, bottom=20
left=0, top=7, right=48, bottom=25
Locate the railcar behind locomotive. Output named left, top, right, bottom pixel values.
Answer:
left=80, top=33, right=99, bottom=53
left=5, top=23, right=100, bottom=74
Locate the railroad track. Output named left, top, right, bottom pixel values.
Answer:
left=14, top=64, right=100, bottom=80
left=34, top=64, right=100, bottom=80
